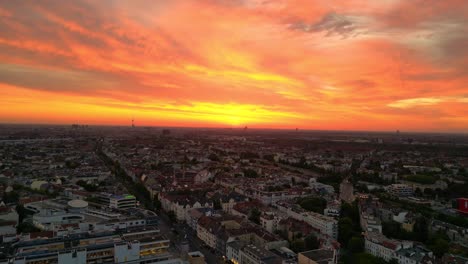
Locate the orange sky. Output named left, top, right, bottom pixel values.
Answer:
left=0, top=0, right=467, bottom=132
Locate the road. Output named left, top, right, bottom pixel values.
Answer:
left=157, top=211, right=224, bottom=264
left=96, top=140, right=224, bottom=263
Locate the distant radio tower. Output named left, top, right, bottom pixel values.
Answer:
left=132, top=117, right=135, bottom=128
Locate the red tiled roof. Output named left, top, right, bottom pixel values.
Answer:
left=382, top=241, right=398, bottom=250
left=30, top=231, right=54, bottom=239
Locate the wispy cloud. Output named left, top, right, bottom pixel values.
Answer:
left=388, top=96, right=468, bottom=109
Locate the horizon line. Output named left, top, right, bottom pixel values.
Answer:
left=0, top=122, right=467, bottom=136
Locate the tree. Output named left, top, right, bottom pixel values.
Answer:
left=167, top=211, right=177, bottom=223
left=290, top=240, right=305, bottom=253
left=213, top=199, right=222, bottom=210
left=3, top=190, right=19, bottom=203
left=65, top=160, right=80, bottom=169
left=427, top=232, right=450, bottom=258
left=208, top=153, right=220, bottom=162
left=429, top=238, right=449, bottom=258
left=17, top=222, right=41, bottom=234
left=338, top=217, right=354, bottom=247
left=15, top=204, right=32, bottom=223
left=413, top=217, right=429, bottom=242
left=382, top=221, right=402, bottom=238
left=243, top=168, right=258, bottom=178
left=341, top=202, right=360, bottom=225
left=351, top=253, right=388, bottom=264
left=304, top=234, right=320, bottom=250
left=240, top=152, right=260, bottom=160
left=458, top=167, right=468, bottom=178
left=264, top=154, right=275, bottom=162
left=349, top=236, right=364, bottom=253
left=249, top=207, right=261, bottom=224
left=297, top=196, right=327, bottom=214
left=153, top=197, right=161, bottom=211
left=414, top=187, right=423, bottom=197
left=76, top=180, right=98, bottom=192
left=423, top=188, right=434, bottom=197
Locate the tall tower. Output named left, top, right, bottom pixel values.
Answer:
left=132, top=117, right=135, bottom=128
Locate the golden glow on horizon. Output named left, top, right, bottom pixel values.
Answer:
left=0, top=85, right=301, bottom=127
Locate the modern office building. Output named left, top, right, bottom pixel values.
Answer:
left=98, top=193, right=137, bottom=209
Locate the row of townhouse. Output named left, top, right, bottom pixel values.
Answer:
left=226, top=241, right=286, bottom=264
left=237, top=187, right=308, bottom=205
left=430, top=219, right=468, bottom=244
left=159, top=193, right=213, bottom=222
left=364, top=231, right=435, bottom=264
left=196, top=215, right=289, bottom=256
left=276, top=201, right=338, bottom=239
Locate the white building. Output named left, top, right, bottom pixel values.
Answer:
left=303, top=212, right=338, bottom=239
left=360, top=212, right=382, bottom=233
left=309, top=178, right=335, bottom=194
left=159, top=194, right=213, bottom=222
left=365, top=231, right=435, bottom=264
left=364, top=232, right=404, bottom=262
left=239, top=244, right=281, bottom=264
left=276, top=202, right=338, bottom=239
left=109, top=194, right=137, bottom=209
left=32, top=209, right=85, bottom=231
left=395, top=245, right=434, bottom=264
left=260, top=212, right=281, bottom=233
left=98, top=193, right=137, bottom=209
left=324, top=201, right=341, bottom=218
left=226, top=240, right=247, bottom=264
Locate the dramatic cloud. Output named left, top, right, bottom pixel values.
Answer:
left=0, top=0, right=467, bottom=132
left=290, top=12, right=361, bottom=38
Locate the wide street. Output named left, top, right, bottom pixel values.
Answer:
left=157, top=210, right=225, bottom=264
left=98, top=141, right=225, bottom=263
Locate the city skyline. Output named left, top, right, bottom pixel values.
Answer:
left=0, top=0, right=467, bottom=132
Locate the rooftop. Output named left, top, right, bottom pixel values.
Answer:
left=299, top=249, right=335, bottom=264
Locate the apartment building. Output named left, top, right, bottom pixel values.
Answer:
left=276, top=201, right=338, bottom=239
left=364, top=231, right=406, bottom=262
